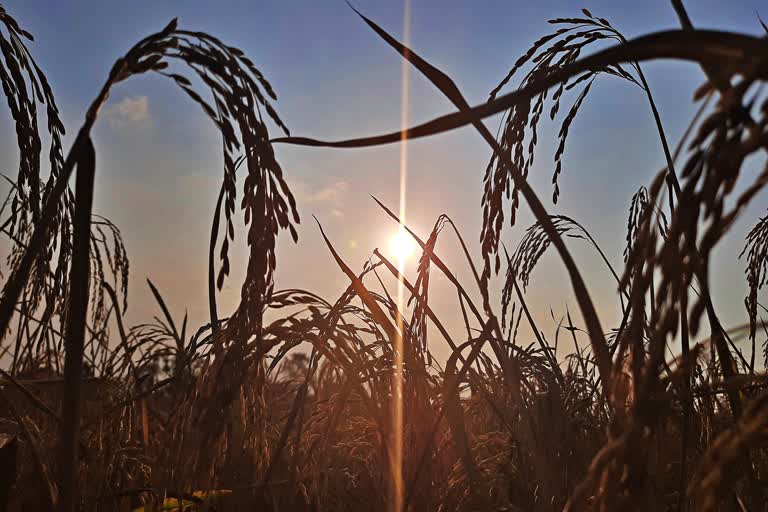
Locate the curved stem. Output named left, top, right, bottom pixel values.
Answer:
left=273, top=31, right=766, bottom=149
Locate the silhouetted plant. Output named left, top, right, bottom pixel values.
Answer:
left=741, top=211, right=768, bottom=365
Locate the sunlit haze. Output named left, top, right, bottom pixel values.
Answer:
left=389, top=228, right=417, bottom=262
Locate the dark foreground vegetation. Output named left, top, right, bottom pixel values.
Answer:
left=1, top=1, right=768, bottom=510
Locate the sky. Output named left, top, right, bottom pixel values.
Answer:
left=1, top=1, right=766, bottom=361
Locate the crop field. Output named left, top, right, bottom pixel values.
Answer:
left=0, top=1, right=767, bottom=510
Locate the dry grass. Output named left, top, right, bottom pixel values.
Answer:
left=0, top=1, right=767, bottom=511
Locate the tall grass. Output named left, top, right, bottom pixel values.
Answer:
left=0, top=1, right=767, bottom=511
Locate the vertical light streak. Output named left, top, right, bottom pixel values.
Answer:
left=391, top=1, right=411, bottom=511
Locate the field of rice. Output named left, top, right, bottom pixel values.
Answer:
left=0, top=1, right=767, bottom=510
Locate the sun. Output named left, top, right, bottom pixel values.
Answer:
left=389, top=228, right=416, bottom=262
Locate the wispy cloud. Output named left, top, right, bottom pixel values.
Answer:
left=293, top=179, right=349, bottom=218
left=102, top=95, right=149, bottom=129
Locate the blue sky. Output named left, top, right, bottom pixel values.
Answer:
left=1, top=1, right=766, bottom=358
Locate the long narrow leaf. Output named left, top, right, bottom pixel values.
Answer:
left=272, top=30, right=764, bottom=149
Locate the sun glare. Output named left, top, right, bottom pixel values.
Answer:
left=389, top=228, right=415, bottom=262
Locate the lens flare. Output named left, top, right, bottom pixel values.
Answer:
left=391, top=2, right=411, bottom=511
